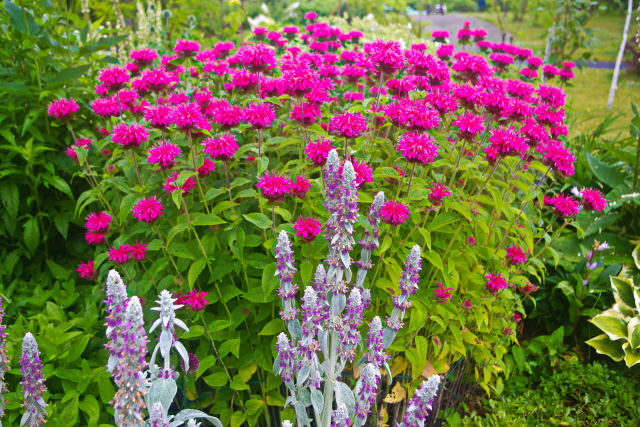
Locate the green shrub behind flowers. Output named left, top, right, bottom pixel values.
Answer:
left=34, top=16, right=604, bottom=424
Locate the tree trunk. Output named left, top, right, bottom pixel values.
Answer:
left=608, top=0, right=634, bottom=109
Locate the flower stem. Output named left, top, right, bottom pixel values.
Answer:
left=187, top=131, right=210, bottom=214
left=223, top=161, right=234, bottom=207
left=406, top=162, right=417, bottom=197
left=448, top=139, right=467, bottom=187
left=129, top=149, right=143, bottom=187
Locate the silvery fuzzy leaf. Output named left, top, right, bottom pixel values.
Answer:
left=160, top=329, right=173, bottom=358
left=294, top=402, right=311, bottom=426
left=273, top=355, right=281, bottom=376
left=319, top=330, right=329, bottom=357
left=335, top=381, right=355, bottom=419
left=147, top=378, right=177, bottom=415
left=345, top=222, right=353, bottom=234
left=310, top=389, right=323, bottom=416
left=163, top=316, right=170, bottom=328
left=174, top=341, right=189, bottom=372
left=149, top=345, right=160, bottom=372
left=382, top=328, right=396, bottom=349
left=297, top=365, right=310, bottom=388
left=285, top=395, right=295, bottom=408
left=171, top=409, right=223, bottom=427
left=340, top=251, right=350, bottom=269
left=287, top=319, right=302, bottom=342
left=344, top=267, right=352, bottom=283
left=107, top=354, right=118, bottom=373
left=174, top=317, right=189, bottom=332
left=331, top=294, right=346, bottom=315
left=384, top=361, right=392, bottom=383
left=297, top=388, right=312, bottom=408
left=149, top=317, right=162, bottom=333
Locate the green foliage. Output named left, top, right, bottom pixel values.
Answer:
left=452, top=356, right=640, bottom=425
left=586, top=244, right=640, bottom=367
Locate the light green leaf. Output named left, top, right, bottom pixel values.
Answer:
left=258, top=319, right=283, bottom=336
left=188, top=259, right=207, bottom=289
left=243, top=212, right=272, bottom=229
left=590, top=312, right=628, bottom=341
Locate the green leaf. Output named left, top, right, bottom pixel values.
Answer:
left=219, top=338, right=241, bottom=358
left=590, top=311, right=628, bottom=341
left=79, top=395, right=100, bottom=427
left=204, top=371, right=228, bottom=387
left=258, top=319, right=283, bottom=336
left=611, top=276, right=636, bottom=309
left=192, top=213, right=226, bottom=226
left=196, top=355, right=216, bottom=380
left=47, top=65, right=91, bottom=84
left=23, top=216, right=39, bottom=255
left=0, top=182, right=19, bottom=221
left=632, top=243, right=640, bottom=270
left=188, top=259, right=207, bottom=289
left=301, top=260, right=313, bottom=285
left=424, top=251, right=443, bottom=271
left=629, top=318, right=640, bottom=349
left=231, top=411, right=247, bottom=427
left=262, top=263, right=279, bottom=296
left=586, top=153, right=626, bottom=188
left=624, top=343, right=640, bottom=367
left=230, top=375, right=249, bottom=390
left=5, top=1, right=41, bottom=35
left=246, top=398, right=265, bottom=416
left=46, top=259, right=70, bottom=280
left=243, top=212, right=272, bottom=229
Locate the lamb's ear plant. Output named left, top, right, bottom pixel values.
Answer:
left=273, top=151, right=440, bottom=426
left=19, top=333, right=47, bottom=427
left=104, top=270, right=222, bottom=427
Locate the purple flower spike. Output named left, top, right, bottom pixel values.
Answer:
left=276, top=231, right=299, bottom=324
left=366, top=316, right=389, bottom=368
left=400, top=374, right=441, bottom=427
left=20, top=332, right=47, bottom=427
left=112, top=296, right=148, bottom=427
left=104, top=269, right=129, bottom=375
left=353, top=363, right=380, bottom=426
left=386, top=245, right=422, bottom=333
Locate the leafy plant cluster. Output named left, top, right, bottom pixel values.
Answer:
left=0, top=2, right=609, bottom=426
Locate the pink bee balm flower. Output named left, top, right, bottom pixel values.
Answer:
left=164, top=172, right=196, bottom=195
left=426, top=182, right=451, bottom=206
left=147, top=141, right=181, bottom=170
left=304, top=11, right=318, bottom=20
left=241, top=103, right=276, bottom=129
left=461, top=300, right=473, bottom=310
left=237, top=43, right=276, bottom=72
left=171, top=102, right=209, bottom=132
left=453, top=112, right=485, bottom=141
left=433, top=282, right=453, bottom=303
left=364, top=39, right=405, bottom=74
left=48, top=98, right=79, bottom=121
left=329, top=111, right=367, bottom=138
left=291, top=175, right=311, bottom=199
left=466, top=236, right=476, bottom=247
left=294, top=216, right=322, bottom=242
left=548, top=194, right=580, bottom=218
left=85, top=231, right=105, bottom=246
left=111, top=122, right=148, bottom=149
left=131, top=242, right=147, bottom=261
left=132, top=196, right=164, bottom=223
left=174, top=39, right=200, bottom=56
left=581, top=188, right=608, bottom=212
left=174, top=290, right=209, bottom=312
left=340, top=158, right=373, bottom=188
left=198, top=158, right=216, bottom=177
left=396, top=132, right=439, bottom=164
left=505, top=246, right=527, bottom=265
left=109, top=244, right=133, bottom=264
left=256, top=171, right=292, bottom=203
left=77, top=261, right=96, bottom=280
left=85, top=211, right=112, bottom=233
left=380, top=201, right=410, bottom=226
left=130, top=48, right=158, bottom=66
left=305, top=137, right=335, bottom=166
left=98, top=66, right=130, bottom=91
left=485, top=272, right=509, bottom=295
left=202, top=133, right=238, bottom=161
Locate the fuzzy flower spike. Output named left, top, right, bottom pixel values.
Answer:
left=111, top=296, right=148, bottom=427
left=399, top=374, right=441, bottom=427
left=20, top=332, right=47, bottom=427
left=149, top=290, right=190, bottom=374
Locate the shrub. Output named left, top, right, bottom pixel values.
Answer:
left=2, top=11, right=592, bottom=425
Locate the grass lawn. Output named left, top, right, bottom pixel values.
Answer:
left=468, top=10, right=639, bottom=135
